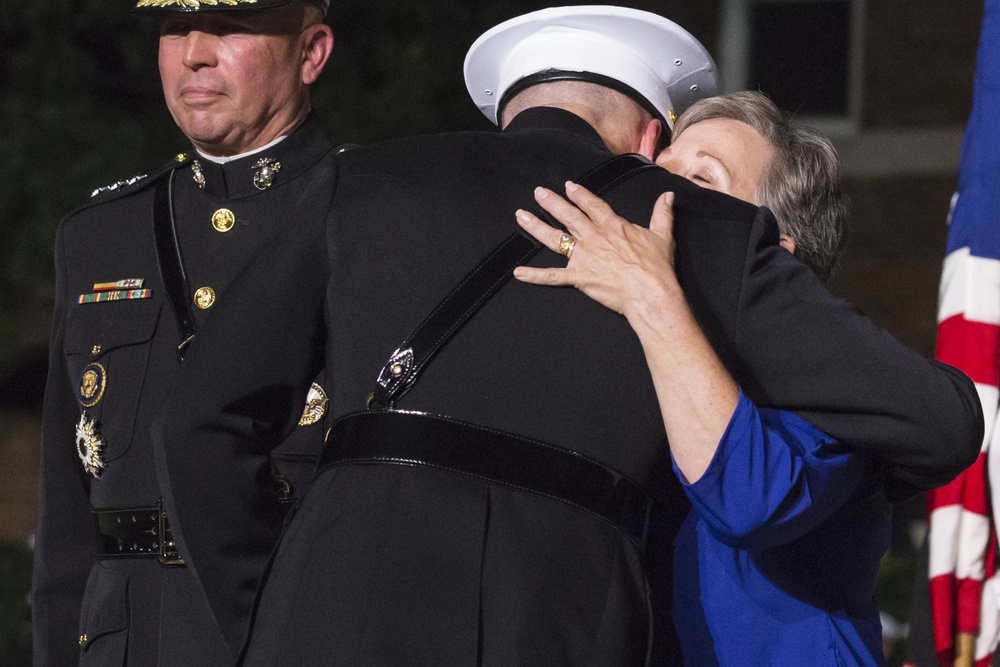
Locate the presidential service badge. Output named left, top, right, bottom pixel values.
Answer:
left=78, top=363, right=107, bottom=408
left=76, top=413, right=107, bottom=478
left=298, top=382, right=328, bottom=426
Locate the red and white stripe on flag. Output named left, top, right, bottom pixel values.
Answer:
left=927, top=221, right=1000, bottom=666
left=925, top=0, right=1000, bottom=662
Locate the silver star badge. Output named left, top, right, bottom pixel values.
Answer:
left=75, top=413, right=107, bottom=478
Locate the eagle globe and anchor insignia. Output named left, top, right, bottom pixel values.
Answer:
left=253, top=157, right=281, bottom=190
left=76, top=413, right=106, bottom=478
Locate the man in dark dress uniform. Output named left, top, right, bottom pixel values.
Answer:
left=31, top=1, right=335, bottom=665
left=154, top=6, right=982, bottom=666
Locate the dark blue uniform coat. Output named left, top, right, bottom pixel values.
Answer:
left=157, top=108, right=982, bottom=666
left=32, top=115, right=334, bottom=666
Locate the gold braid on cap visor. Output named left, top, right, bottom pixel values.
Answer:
left=136, top=0, right=259, bottom=8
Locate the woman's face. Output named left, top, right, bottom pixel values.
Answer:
left=654, top=118, right=776, bottom=204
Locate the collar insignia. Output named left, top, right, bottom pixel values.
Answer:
left=191, top=160, right=206, bottom=189
left=253, top=157, right=281, bottom=190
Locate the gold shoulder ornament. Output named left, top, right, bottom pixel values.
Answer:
left=135, top=0, right=258, bottom=8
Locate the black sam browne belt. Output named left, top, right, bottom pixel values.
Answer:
left=93, top=500, right=185, bottom=566
left=329, top=156, right=660, bottom=548
left=319, top=410, right=652, bottom=546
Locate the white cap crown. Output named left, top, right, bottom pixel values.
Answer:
left=464, top=5, right=718, bottom=128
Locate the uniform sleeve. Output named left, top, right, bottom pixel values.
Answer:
left=650, top=175, right=980, bottom=499
left=678, top=390, right=867, bottom=551
left=152, top=179, right=332, bottom=660
left=731, top=208, right=983, bottom=499
left=31, top=222, right=96, bottom=667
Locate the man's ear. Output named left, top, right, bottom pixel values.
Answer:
left=301, top=24, right=334, bottom=85
left=779, top=234, right=797, bottom=255
left=637, top=119, right=662, bottom=160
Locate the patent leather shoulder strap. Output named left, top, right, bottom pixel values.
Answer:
left=369, top=153, right=659, bottom=408
left=153, top=170, right=197, bottom=361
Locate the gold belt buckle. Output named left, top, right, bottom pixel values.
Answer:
left=157, top=499, right=185, bottom=567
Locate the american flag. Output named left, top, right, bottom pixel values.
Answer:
left=920, top=1, right=1000, bottom=664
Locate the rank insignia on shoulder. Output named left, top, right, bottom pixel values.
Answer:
left=78, top=362, right=107, bottom=408
left=76, top=413, right=106, bottom=478
left=253, top=157, right=281, bottom=190
left=91, top=174, right=148, bottom=199
left=299, top=382, right=328, bottom=426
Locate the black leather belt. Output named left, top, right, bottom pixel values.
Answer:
left=93, top=500, right=185, bottom=566
left=319, top=410, right=652, bottom=546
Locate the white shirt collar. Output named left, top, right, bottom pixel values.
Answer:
left=196, top=133, right=289, bottom=165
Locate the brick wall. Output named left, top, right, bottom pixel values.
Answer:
left=830, top=175, right=959, bottom=356
left=864, top=0, right=981, bottom=128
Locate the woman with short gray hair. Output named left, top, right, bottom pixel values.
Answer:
left=514, top=92, right=888, bottom=665
left=672, top=90, right=849, bottom=283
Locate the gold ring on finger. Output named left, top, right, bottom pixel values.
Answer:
left=558, top=233, right=577, bottom=259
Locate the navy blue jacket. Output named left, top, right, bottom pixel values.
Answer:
left=33, top=114, right=334, bottom=666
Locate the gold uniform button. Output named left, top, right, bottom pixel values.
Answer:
left=91, top=344, right=102, bottom=356
left=79, top=634, right=88, bottom=646
left=212, top=208, right=235, bottom=233
left=194, top=286, right=216, bottom=310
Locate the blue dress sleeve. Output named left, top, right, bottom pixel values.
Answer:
left=675, top=390, right=869, bottom=551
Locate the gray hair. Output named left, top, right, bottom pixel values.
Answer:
left=672, top=91, right=849, bottom=283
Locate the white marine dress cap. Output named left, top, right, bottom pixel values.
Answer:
left=464, top=5, right=718, bottom=129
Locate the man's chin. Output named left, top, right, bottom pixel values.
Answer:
left=177, top=118, right=233, bottom=155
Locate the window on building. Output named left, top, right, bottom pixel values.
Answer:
left=719, top=0, right=864, bottom=133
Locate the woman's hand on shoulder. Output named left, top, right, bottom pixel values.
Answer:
left=512, top=181, right=683, bottom=324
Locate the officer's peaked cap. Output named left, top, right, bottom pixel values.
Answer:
left=464, top=5, right=717, bottom=129
left=133, top=0, right=329, bottom=16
